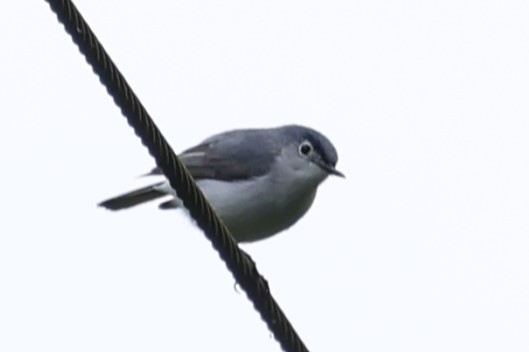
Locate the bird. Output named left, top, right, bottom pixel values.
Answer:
left=99, top=125, right=343, bottom=243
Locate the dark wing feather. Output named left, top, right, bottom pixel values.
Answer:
left=146, top=129, right=279, bottom=181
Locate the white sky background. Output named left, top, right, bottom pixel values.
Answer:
left=1, top=0, right=528, bottom=351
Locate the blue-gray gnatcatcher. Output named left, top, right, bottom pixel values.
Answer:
left=99, top=125, right=343, bottom=242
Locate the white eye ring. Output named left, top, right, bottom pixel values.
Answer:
left=299, top=141, right=313, bottom=156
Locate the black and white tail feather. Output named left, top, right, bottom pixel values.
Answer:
left=98, top=181, right=168, bottom=210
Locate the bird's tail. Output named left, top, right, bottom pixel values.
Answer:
left=99, top=182, right=166, bottom=210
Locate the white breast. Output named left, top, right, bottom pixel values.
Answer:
left=194, top=179, right=307, bottom=242
left=156, top=154, right=328, bottom=242
left=199, top=157, right=328, bottom=242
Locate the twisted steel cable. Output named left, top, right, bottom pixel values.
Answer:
left=43, top=1, right=310, bottom=351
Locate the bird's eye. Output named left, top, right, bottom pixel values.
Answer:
left=299, top=141, right=313, bottom=156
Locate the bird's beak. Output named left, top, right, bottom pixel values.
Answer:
left=319, top=162, right=345, bottom=178
left=327, top=166, right=345, bottom=178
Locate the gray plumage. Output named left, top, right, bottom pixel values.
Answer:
left=99, top=125, right=343, bottom=242
left=146, top=125, right=339, bottom=180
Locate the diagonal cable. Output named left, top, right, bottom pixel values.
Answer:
left=43, top=1, right=309, bottom=351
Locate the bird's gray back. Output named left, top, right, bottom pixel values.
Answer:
left=149, top=125, right=338, bottom=181
left=178, top=128, right=283, bottom=181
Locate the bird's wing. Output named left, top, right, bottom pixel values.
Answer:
left=145, top=130, right=279, bottom=181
